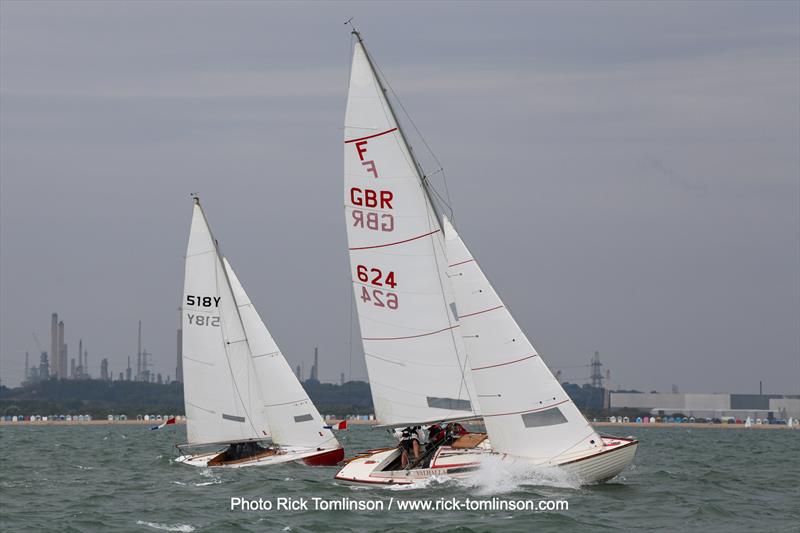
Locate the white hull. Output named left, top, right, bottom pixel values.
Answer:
left=559, top=436, right=639, bottom=483
left=176, top=445, right=344, bottom=469
left=335, top=436, right=637, bottom=485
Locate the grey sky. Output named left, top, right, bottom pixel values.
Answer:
left=1, top=1, right=798, bottom=394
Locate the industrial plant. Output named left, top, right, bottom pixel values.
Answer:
left=21, top=312, right=182, bottom=386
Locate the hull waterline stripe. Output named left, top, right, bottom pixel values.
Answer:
left=363, top=324, right=459, bottom=341
left=483, top=399, right=569, bottom=418
left=349, top=229, right=440, bottom=251
left=471, top=353, right=538, bottom=371
left=344, top=127, right=398, bottom=144
left=458, top=305, right=504, bottom=319
left=448, top=259, right=475, bottom=268
left=558, top=438, right=638, bottom=466
left=334, top=475, right=413, bottom=485
left=431, top=462, right=480, bottom=469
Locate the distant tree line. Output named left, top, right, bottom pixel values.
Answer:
left=1, top=378, right=611, bottom=419
left=0, top=379, right=375, bottom=418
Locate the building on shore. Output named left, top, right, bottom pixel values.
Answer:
left=610, top=392, right=800, bottom=420
left=57, top=320, right=66, bottom=379
left=50, top=313, right=58, bottom=378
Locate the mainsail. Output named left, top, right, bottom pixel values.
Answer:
left=182, top=199, right=270, bottom=445
left=223, top=257, right=338, bottom=450
left=444, top=216, right=603, bottom=460
left=344, top=35, right=479, bottom=426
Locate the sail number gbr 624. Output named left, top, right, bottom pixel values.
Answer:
left=356, top=265, right=398, bottom=310
left=185, top=294, right=221, bottom=327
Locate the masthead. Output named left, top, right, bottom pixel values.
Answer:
left=344, top=17, right=362, bottom=42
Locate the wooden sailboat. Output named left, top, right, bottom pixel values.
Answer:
left=175, top=197, right=344, bottom=468
left=335, top=31, right=636, bottom=485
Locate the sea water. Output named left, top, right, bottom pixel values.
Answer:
left=1, top=425, right=797, bottom=532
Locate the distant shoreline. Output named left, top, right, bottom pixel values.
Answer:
left=0, top=418, right=379, bottom=427
left=592, top=421, right=796, bottom=430
left=0, top=419, right=795, bottom=430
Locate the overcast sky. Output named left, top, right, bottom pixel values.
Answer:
left=1, top=1, right=798, bottom=394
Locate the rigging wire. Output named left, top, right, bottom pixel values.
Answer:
left=370, top=59, right=456, bottom=223
left=347, top=274, right=354, bottom=410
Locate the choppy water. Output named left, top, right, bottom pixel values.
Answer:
left=1, top=425, right=798, bottom=532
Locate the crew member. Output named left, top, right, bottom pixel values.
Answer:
left=399, top=426, right=421, bottom=468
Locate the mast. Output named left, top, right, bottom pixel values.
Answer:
left=343, top=30, right=479, bottom=426
left=351, top=30, right=445, bottom=227
left=182, top=196, right=271, bottom=445
left=194, top=197, right=250, bottom=347
left=193, top=197, right=259, bottom=424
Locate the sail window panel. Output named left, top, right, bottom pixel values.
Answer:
left=449, top=302, right=459, bottom=321
left=426, top=397, right=472, bottom=412
left=222, top=414, right=246, bottom=423
left=521, top=407, right=568, bottom=428
left=293, top=414, right=314, bottom=423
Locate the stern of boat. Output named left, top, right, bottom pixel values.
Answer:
left=302, top=446, right=345, bottom=466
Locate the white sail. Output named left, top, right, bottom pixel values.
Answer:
left=344, top=38, right=478, bottom=426
left=443, top=217, right=603, bottom=460
left=182, top=200, right=271, bottom=445
left=223, top=257, right=339, bottom=450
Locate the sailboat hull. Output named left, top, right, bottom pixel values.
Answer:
left=335, top=436, right=637, bottom=485
left=558, top=436, right=638, bottom=482
left=175, top=446, right=345, bottom=469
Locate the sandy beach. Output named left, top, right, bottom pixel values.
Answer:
left=0, top=418, right=380, bottom=427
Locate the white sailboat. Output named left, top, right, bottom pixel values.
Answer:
left=176, top=197, right=344, bottom=468
left=335, top=31, right=636, bottom=485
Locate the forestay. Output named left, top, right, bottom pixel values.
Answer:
left=182, top=200, right=271, bottom=445
left=444, top=217, right=603, bottom=460
left=344, top=38, right=479, bottom=426
left=223, top=257, right=338, bottom=450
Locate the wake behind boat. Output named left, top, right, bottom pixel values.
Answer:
left=335, top=30, right=636, bottom=485
left=176, top=197, right=344, bottom=468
